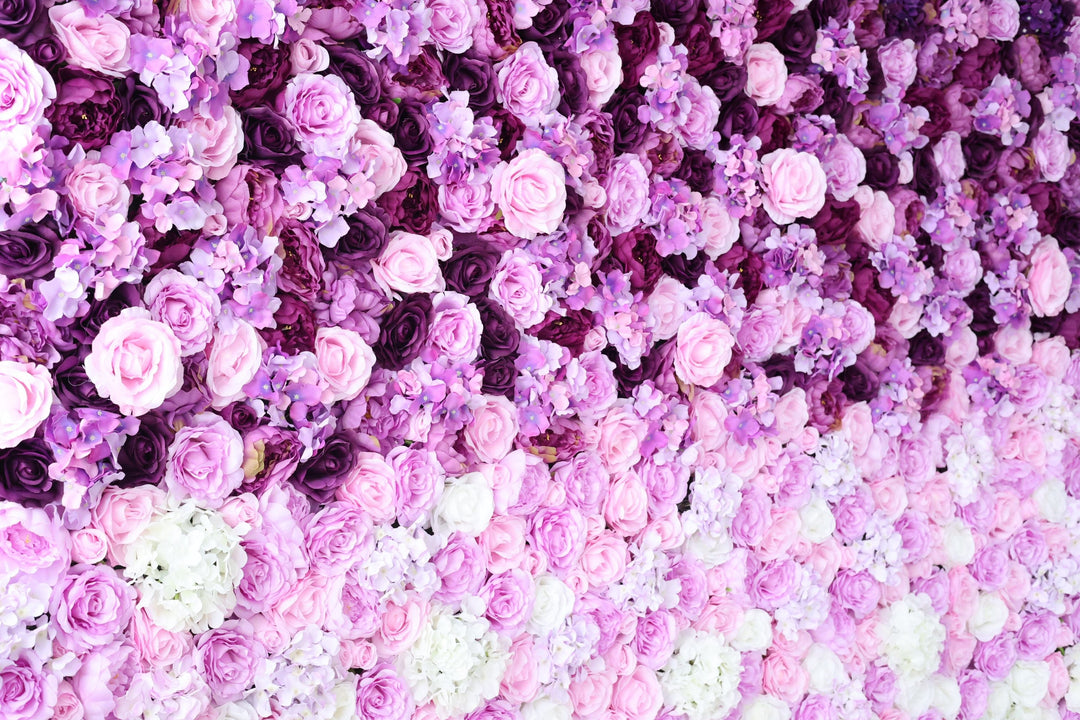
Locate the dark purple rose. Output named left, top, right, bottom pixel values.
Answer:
left=379, top=172, right=438, bottom=234
left=266, top=293, right=318, bottom=354
left=809, top=0, right=850, bottom=25
left=534, top=309, right=592, bottom=355
left=45, top=68, right=122, bottom=151
left=908, top=330, right=945, bottom=366
left=660, top=252, right=707, bottom=285
left=607, top=88, right=648, bottom=153
left=394, top=47, right=447, bottom=100
left=365, top=97, right=400, bottom=128
left=755, top=0, right=795, bottom=40
left=610, top=229, right=662, bottom=293
left=390, top=98, right=432, bottom=168
left=0, top=438, right=58, bottom=507
left=491, top=107, right=525, bottom=162
left=881, top=0, right=930, bottom=40
left=611, top=342, right=669, bottom=397
left=818, top=75, right=854, bottom=131
left=863, top=147, right=901, bottom=190
left=68, top=283, right=141, bottom=345
left=54, top=352, right=117, bottom=411
left=955, top=39, right=1002, bottom=90
left=717, top=95, right=760, bottom=143
left=962, top=133, right=1003, bottom=180
left=911, top=146, right=941, bottom=198
left=672, top=149, right=713, bottom=194
left=220, top=403, right=262, bottom=434
left=442, top=53, right=497, bottom=113
left=0, top=216, right=59, bottom=279
left=480, top=354, right=518, bottom=399
left=755, top=110, right=793, bottom=154
left=0, top=0, right=42, bottom=42
left=476, top=296, right=519, bottom=360
left=652, top=0, right=698, bottom=25
left=231, top=40, right=292, bottom=108
left=240, top=106, right=303, bottom=168
left=1055, top=213, right=1080, bottom=250
left=851, top=256, right=895, bottom=324
left=119, top=76, right=171, bottom=131
left=551, top=51, right=589, bottom=116
left=484, top=0, right=520, bottom=50
left=116, top=413, right=174, bottom=487
left=276, top=222, right=326, bottom=302
left=328, top=42, right=383, bottom=107
left=29, top=33, right=65, bottom=68
left=761, top=354, right=798, bottom=395
left=811, top=198, right=860, bottom=246
left=679, top=12, right=724, bottom=79
left=442, top=236, right=501, bottom=296
left=332, top=206, right=391, bottom=263
left=520, top=0, right=570, bottom=48
left=701, top=62, right=747, bottom=103
left=292, top=431, right=359, bottom=504
left=143, top=227, right=199, bottom=275
left=616, top=13, right=660, bottom=87
left=775, top=11, right=816, bottom=65
left=375, top=294, right=433, bottom=370
left=905, top=87, right=951, bottom=141
left=717, top=243, right=765, bottom=304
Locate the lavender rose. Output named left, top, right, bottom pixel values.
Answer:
left=50, top=565, right=136, bottom=653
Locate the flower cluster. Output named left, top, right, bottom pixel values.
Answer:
left=2, top=0, right=1080, bottom=720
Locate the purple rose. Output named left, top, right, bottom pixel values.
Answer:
left=970, top=543, right=1009, bottom=590
left=374, top=293, right=433, bottom=370
left=52, top=350, right=115, bottom=411
left=731, top=488, right=769, bottom=547
left=749, top=560, right=797, bottom=610
left=520, top=0, right=570, bottom=48
left=115, top=412, right=173, bottom=487
left=775, top=11, right=816, bottom=65
left=958, top=669, right=989, bottom=720
left=332, top=205, right=391, bottom=264
left=390, top=446, right=445, bottom=526
left=390, top=98, right=432, bottom=168
left=973, top=633, right=1018, bottom=681
left=303, top=502, right=374, bottom=575
left=1008, top=524, right=1049, bottom=571
left=328, top=42, right=383, bottom=107
left=0, top=438, right=58, bottom=507
left=476, top=296, right=520, bottom=360
left=164, top=414, right=245, bottom=508
left=379, top=171, right=438, bottom=234
left=433, top=531, right=486, bottom=606
left=466, top=699, right=522, bottom=720
left=910, top=568, right=951, bottom=615
left=276, top=221, right=326, bottom=302
left=863, top=663, right=897, bottom=710
left=144, top=270, right=221, bottom=357
left=679, top=11, right=724, bottom=79
left=667, top=557, right=708, bottom=621
left=292, top=431, right=360, bottom=504
left=50, top=565, right=136, bottom=653
left=610, top=228, right=662, bottom=293
left=830, top=569, right=881, bottom=619
left=555, top=451, right=610, bottom=515
left=443, top=235, right=501, bottom=297
left=442, top=52, right=497, bottom=113
left=195, top=620, right=265, bottom=703
left=529, top=503, right=586, bottom=571
left=794, top=695, right=837, bottom=720
left=481, top=568, right=534, bottom=632
left=0, top=655, right=55, bottom=720
left=1017, top=611, right=1059, bottom=660
left=480, top=355, right=518, bottom=399
left=632, top=610, right=676, bottom=669
left=266, top=293, right=318, bottom=354
left=330, top=570, right=380, bottom=639
left=236, top=526, right=304, bottom=615
left=239, top=106, right=303, bottom=169
left=356, top=663, right=414, bottom=720
left=607, top=88, right=649, bottom=153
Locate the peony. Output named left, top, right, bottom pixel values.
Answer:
left=84, top=308, right=184, bottom=417
left=491, top=149, right=567, bottom=240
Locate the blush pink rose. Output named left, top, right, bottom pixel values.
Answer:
left=597, top=406, right=645, bottom=473
left=374, top=594, right=428, bottom=657
left=70, top=528, right=108, bottom=565
left=674, top=312, right=735, bottom=387
left=501, top=634, right=539, bottom=704
left=464, top=395, right=520, bottom=463
left=65, top=159, right=131, bottom=232
left=208, top=317, right=266, bottom=408
left=1027, top=238, right=1071, bottom=317
left=580, top=531, right=627, bottom=588
left=49, top=3, right=131, bottom=77
left=427, top=0, right=480, bottom=52
left=490, top=248, right=553, bottom=328
left=92, top=485, right=166, bottom=565
left=580, top=47, right=622, bottom=107
left=0, top=361, right=52, bottom=449
left=372, top=232, right=446, bottom=295
left=605, top=154, right=650, bottom=235
left=186, top=107, right=244, bottom=181
left=821, top=135, right=866, bottom=202
left=761, top=149, right=828, bottom=224
left=744, top=42, right=788, bottom=106
left=492, top=148, right=567, bottom=239
left=611, top=666, right=662, bottom=720
left=84, top=307, right=184, bottom=417
left=315, top=326, right=376, bottom=403
left=479, top=513, right=528, bottom=574
left=424, top=293, right=483, bottom=364
left=603, top=472, right=649, bottom=537
left=0, top=38, right=54, bottom=139
left=877, top=39, right=918, bottom=96
left=144, top=270, right=221, bottom=357
left=699, top=195, right=741, bottom=259
left=279, top=72, right=360, bottom=156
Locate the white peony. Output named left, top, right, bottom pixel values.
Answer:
left=657, top=630, right=742, bottom=720
left=879, top=594, right=946, bottom=682
left=123, top=500, right=247, bottom=633
left=398, top=608, right=509, bottom=718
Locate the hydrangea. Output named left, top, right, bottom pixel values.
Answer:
left=657, top=630, right=743, bottom=720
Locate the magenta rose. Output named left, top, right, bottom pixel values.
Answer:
left=432, top=531, right=486, bottom=606
left=164, top=414, right=245, bottom=508
left=279, top=72, right=361, bottom=156
left=481, top=568, right=535, bottom=632
left=303, top=502, right=374, bottom=576
left=529, top=504, right=586, bottom=572
left=50, top=565, right=136, bottom=653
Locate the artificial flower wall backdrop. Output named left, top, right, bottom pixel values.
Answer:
left=1, top=0, right=1080, bottom=720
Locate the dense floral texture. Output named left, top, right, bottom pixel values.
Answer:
left=2, top=2, right=1080, bottom=720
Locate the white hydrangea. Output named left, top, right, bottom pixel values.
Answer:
left=681, top=466, right=743, bottom=568
left=250, top=627, right=346, bottom=720
left=944, top=417, right=995, bottom=502
left=811, top=431, right=861, bottom=501
left=657, top=630, right=742, bottom=720
left=879, top=593, right=946, bottom=682
left=1066, top=645, right=1080, bottom=712
left=399, top=609, right=509, bottom=718
left=123, top=500, right=247, bottom=633
left=358, top=524, right=438, bottom=605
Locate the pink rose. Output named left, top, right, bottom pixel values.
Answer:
left=679, top=80, right=721, bottom=150
left=186, top=107, right=244, bottom=181
left=464, top=395, right=520, bottom=463
left=691, top=390, right=728, bottom=451
left=934, top=131, right=966, bottom=183
left=744, top=42, right=788, bottom=106
left=596, top=406, right=644, bottom=473
left=699, top=195, right=741, bottom=259
left=65, top=159, right=130, bottom=232
left=647, top=276, right=691, bottom=342
left=761, top=148, right=828, bottom=224
left=70, top=528, right=107, bottom=565
left=570, top=670, right=615, bottom=719
left=0, top=38, right=54, bottom=154
left=0, top=361, right=52, bottom=449
left=496, top=42, right=560, bottom=123
left=479, top=514, right=528, bottom=574
left=580, top=47, right=622, bottom=107
left=611, top=666, right=662, bottom=720
left=738, top=304, right=783, bottom=362
left=315, top=326, right=375, bottom=403
left=195, top=620, right=265, bottom=703
left=501, top=635, right=540, bottom=704
left=490, top=248, right=553, bottom=327
left=492, top=148, right=567, bottom=239
left=53, top=682, right=82, bottom=720
left=208, top=317, right=266, bottom=408
left=603, top=471, right=649, bottom=536
left=85, top=307, right=183, bottom=416
left=821, top=135, right=866, bottom=202
left=352, top=119, right=408, bottom=197
left=674, top=312, right=734, bottom=387
left=481, top=568, right=535, bottom=632
left=428, top=0, right=480, bottom=52
left=337, top=452, right=398, bottom=524
left=372, top=232, right=446, bottom=295
left=877, top=39, right=918, bottom=96
left=424, top=292, right=483, bottom=364
left=632, top=610, right=676, bottom=670
left=178, top=0, right=236, bottom=43
left=92, top=485, right=166, bottom=565
left=605, top=154, right=651, bottom=235
left=279, top=72, right=361, bottom=156
left=130, top=606, right=191, bottom=668
left=762, top=652, right=810, bottom=702
left=144, top=270, right=221, bottom=357
left=51, top=565, right=136, bottom=652
left=1028, top=238, right=1071, bottom=317
left=580, top=531, right=627, bottom=588
left=49, top=3, right=131, bottom=77
left=375, top=594, right=427, bottom=657
left=986, top=0, right=1020, bottom=39
left=164, top=413, right=245, bottom=508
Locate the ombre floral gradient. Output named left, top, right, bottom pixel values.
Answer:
left=0, top=1, right=1079, bottom=720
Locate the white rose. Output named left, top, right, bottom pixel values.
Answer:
left=803, top=644, right=847, bottom=693
left=1033, top=479, right=1067, bottom=523
left=433, top=472, right=494, bottom=537
left=743, top=695, right=791, bottom=720
left=730, top=608, right=773, bottom=653
left=521, top=695, right=572, bottom=720
left=529, top=574, right=574, bottom=633
left=968, top=592, right=1009, bottom=642
left=895, top=677, right=936, bottom=718
left=942, top=519, right=976, bottom=566
left=1007, top=661, right=1049, bottom=707
left=985, top=682, right=1012, bottom=720
left=931, top=675, right=962, bottom=720
left=798, top=496, right=835, bottom=542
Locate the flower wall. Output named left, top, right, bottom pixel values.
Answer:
left=1, top=1, right=1080, bottom=720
